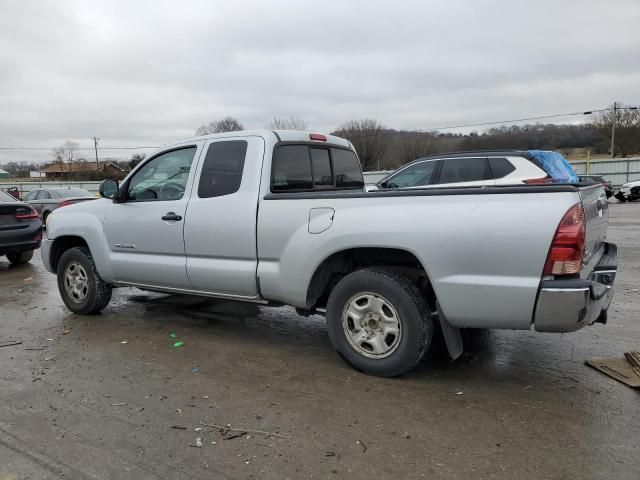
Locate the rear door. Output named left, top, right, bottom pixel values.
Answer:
left=183, top=136, right=264, bottom=298
left=434, top=157, right=494, bottom=187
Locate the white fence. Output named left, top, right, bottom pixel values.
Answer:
left=570, top=158, right=640, bottom=186
left=0, top=181, right=102, bottom=197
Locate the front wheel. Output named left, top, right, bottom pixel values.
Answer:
left=325, top=268, right=433, bottom=377
left=57, top=246, right=112, bottom=314
left=6, top=249, right=34, bottom=265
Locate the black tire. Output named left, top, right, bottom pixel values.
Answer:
left=6, top=249, right=34, bottom=265
left=57, top=246, right=112, bottom=314
left=42, top=211, right=50, bottom=227
left=325, top=268, right=433, bottom=377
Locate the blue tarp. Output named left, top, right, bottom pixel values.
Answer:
left=527, top=150, right=578, bottom=183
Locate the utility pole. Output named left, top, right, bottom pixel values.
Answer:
left=610, top=102, right=616, bottom=159
left=91, top=136, right=100, bottom=169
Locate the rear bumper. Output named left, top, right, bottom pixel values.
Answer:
left=533, top=242, right=617, bottom=333
left=0, top=221, right=43, bottom=255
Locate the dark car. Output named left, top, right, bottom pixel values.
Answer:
left=578, top=175, right=614, bottom=198
left=24, top=188, right=96, bottom=223
left=0, top=189, right=42, bottom=265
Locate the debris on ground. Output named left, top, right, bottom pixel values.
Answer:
left=192, top=367, right=200, bottom=373
left=0, top=340, right=23, bottom=348
left=586, top=353, right=640, bottom=388
left=193, top=437, right=203, bottom=448
left=199, top=421, right=291, bottom=439
left=120, top=340, right=128, bottom=344
left=171, top=425, right=187, bottom=430
left=172, top=341, right=184, bottom=348
left=111, top=402, right=127, bottom=406
left=63, top=330, right=71, bottom=335
left=456, top=391, right=463, bottom=395
left=356, top=440, right=367, bottom=453
left=169, top=332, right=177, bottom=339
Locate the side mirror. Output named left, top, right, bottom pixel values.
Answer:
left=99, top=179, right=119, bottom=199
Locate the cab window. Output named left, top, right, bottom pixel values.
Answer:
left=126, top=147, right=196, bottom=201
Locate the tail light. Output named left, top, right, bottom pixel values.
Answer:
left=543, top=203, right=585, bottom=276
left=59, top=200, right=73, bottom=207
left=15, top=206, right=39, bottom=219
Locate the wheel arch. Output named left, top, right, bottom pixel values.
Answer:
left=49, top=235, right=90, bottom=272
left=305, top=247, right=437, bottom=312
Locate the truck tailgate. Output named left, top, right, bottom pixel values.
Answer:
left=579, top=184, right=609, bottom=269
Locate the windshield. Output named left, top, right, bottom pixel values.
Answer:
left=55, top=189, right=93, bottom=198
left=0, top=189, right=17, bottom=202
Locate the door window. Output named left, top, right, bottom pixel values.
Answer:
left=385, top=161, right=436, bottom=188
left=37, top=190, right=52, bottom=200
left=198, top=141, right=248, bottom=198
left=25, top=191, right=39, bottom=201
left=437, top=157, right=490, bottom=184
left=126, top=147, right=196, bottom=201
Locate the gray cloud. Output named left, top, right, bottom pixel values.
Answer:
left=1, top=0, right=639, bottom=164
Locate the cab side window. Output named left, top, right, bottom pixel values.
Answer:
left=198, top=141, right=248, bottom=198
left=126, top=147, right=196, bottom=202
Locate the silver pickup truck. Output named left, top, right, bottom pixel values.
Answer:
left=42, top=130, right=617, bottom=377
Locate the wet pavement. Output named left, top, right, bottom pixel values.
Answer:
left=1, top=203, right=639, bottom=480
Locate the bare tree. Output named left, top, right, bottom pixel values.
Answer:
left=396, top=132, right=438, bottom=165
left=196, top=117, right=244, bottom=135
left=63, top=140, right=80, bottom=175
left=592, top=104, right=640, bottom=158
left=266, top=114, right=308, bottom=130
left=129, top=153, right=146, bottom=169
left=333, top=119, right=390, bottom=171
left=51, top=146, right=65, bottom=174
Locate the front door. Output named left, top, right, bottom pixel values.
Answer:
left=103, top=144, right=201, bottom=289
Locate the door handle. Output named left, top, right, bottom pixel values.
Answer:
left=162, top=212, right=182, bottom=221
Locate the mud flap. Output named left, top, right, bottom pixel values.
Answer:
left=436, top=302, right=463, bottom=360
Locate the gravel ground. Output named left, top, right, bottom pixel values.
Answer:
left=0, top=202, right=639, bottom=480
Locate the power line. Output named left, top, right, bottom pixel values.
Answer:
left=0, top=105, right=638, bottom=150
left=0, top=146, right=159, bottom=151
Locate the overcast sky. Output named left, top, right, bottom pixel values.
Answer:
left=1, top=0, right=639, bottom=165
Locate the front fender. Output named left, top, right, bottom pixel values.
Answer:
left=45, top=200, right=116, bottom=282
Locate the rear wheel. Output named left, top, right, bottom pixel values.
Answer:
left=57, top=246, right=112, bottom=314
left=325, top=268, right=433, bottom=377
left=6, top=250, right=34, bottom=265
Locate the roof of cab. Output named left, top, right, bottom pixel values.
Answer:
left=177, top=129, right=352, bottom=149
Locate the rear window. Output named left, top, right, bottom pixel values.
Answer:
left=488, top=158, right=516, bottom=179
left=56, top=189, right=92, bottom=198
left=271, top=145, right=364, bottom=192
left=437, top=157, right=491, bottom=184
left=0, top=190, right=16, bottom=202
